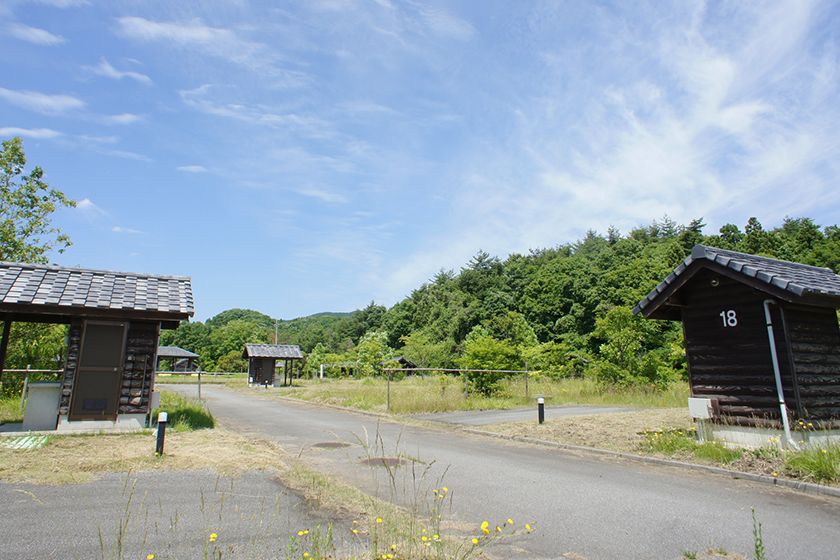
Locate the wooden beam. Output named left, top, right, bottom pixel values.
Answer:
left=0, top=319, right=11, bottom=389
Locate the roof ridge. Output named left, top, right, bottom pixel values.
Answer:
left=0, top=261, right=192, bottom=282
left=692, top=245, right=834, bottom=274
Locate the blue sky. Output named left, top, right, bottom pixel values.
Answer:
left=2, top=1, right=839, bottom=321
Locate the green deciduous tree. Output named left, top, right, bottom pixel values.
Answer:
left=0, top=137, right=75, bottom=262
left=355, top=330, right=392, bottom=377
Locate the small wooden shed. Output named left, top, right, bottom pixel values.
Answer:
left=243, top=343, right=304, bottom=387
left=0, top=261, right=194, bottom=430
left=156, top=346, right=200, bottom=372
left=634, top=245, right=840, bottom=446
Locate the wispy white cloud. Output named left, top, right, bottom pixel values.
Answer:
left=178, top=84, right=330, bottom=136
left=0, top=87, right=84, bottom=115
left=296, top=188, right=348, bottom=204
left=99, top=113, right=143, bottom=125
left=76, top=197, right=107, bottom=217
left=115, top=16, right=307, bottom=85
left=85, top=58, right=152, bottom=85
left=6, top=22, right=64, bottom=45
left=176, top=165, right=208, bottom=173
left=96, top=149, right=152, bottom=162
left=412, top=4, right=475, bottom=41
left=0, top=126, right=62, bottom=139
left=112, top=225, right=144, bottom=234
left=27, top=0, right=89, bottom=7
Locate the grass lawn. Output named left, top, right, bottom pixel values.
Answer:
left=278, top=375, right=690, bottom=414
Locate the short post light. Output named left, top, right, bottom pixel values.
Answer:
left=155, top=411, right=168, bottom=455
left=537, top=396, right=545, bottom=424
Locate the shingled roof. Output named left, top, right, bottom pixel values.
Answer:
left=242, top=344, right=304, bottom=359
left=0, top=261, right=194, bottom=324
left=157, top=346, right=200, bottom=359
left=634, top=245, right=840, bottom=318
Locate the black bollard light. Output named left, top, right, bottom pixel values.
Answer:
left=537, top=396, right=545, bottom=424
left=155, top=411, right=168, bottom=455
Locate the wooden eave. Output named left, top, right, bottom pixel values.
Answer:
left=636, top=260, right=799, bottom=320
left=0, top=302, right=189, bottom=329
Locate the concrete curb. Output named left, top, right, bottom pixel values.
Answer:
left=461, top=427, right=840, bottom=500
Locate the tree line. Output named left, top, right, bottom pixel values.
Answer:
left=161, top=216, right=840, bottom=395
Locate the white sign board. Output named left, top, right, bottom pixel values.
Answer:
left=688, top=397, right=713, bottom=419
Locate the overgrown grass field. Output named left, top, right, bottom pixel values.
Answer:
left=155, top=372, right=247, bottom=386
left=281, top=375, right=690, bottom=413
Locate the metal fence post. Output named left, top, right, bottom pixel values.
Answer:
left=463, top=370, right=469, bottom=398
left=524, top=361, right=529, bottom=399
left=386, top=369, right=391, bottom=412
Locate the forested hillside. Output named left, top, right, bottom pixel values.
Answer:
left=161, top=216, right=840, bottom=386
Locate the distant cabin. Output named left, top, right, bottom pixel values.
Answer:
left=156, top=346, right=199, bottom=372
left=243, top=343, right=304, bottom=387
left=634, top=245, right=840, bottom=446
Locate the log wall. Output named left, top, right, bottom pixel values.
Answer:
left=682, top=270, right=797, bottom=423
left=119, top=321, right=157, bottom=414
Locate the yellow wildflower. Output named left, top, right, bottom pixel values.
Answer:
left=391, top=544, right=397, bottom=551
left=471, top=538, right=479, bottom=545
left=507, top=518, right=514, bottom=525
left=496, top=525, right=502, bottom=533
left=303, top=553, right=310, bottom=558
left=209, top=533, right=218, bottom=543
left=376, top=517, right=383, bottom=524
left=352, top=529, right=359, bottom=535
left=442, top=486, right=449, bottom=493
left=147, top=555, right=155, bottom=560
left=525, top=523, right=533, bottom=532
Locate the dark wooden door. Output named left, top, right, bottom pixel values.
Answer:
left=69, top=322, right=127, bottom=421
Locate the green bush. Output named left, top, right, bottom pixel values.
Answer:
left=153, top=391, right=214, bottom=432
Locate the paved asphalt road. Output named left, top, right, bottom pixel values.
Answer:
left=1, top=470, right=346, bottom=559
left=413, top=405, right=631, bottom=425
left=166, top=384, right=840, bottom=559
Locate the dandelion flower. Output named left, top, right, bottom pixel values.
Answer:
left=147, top=555, right=155, bottom=560
left=433, top=489, right=439, bottom=495
left=472, top=538, right=479, bottom=545
left=442, top=486, right=449, bottom=493
left=376, top=517, right=383, bottom=524
left=525, top=523, right=533, bottom=532
left=433, top=534, right=440, bottom=541
left=496, top=525, right=502, bottom=533
left=303, top=553, right=310, bottom=558
left=209, top=533, right=218, bottom=543
left=421, top=536, right=429, bottom=542
left=507, top=518, right=514, bottom=525
left=352, top=529, right=359, bottom=535
left=391, top=544, right=397, bottom=551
